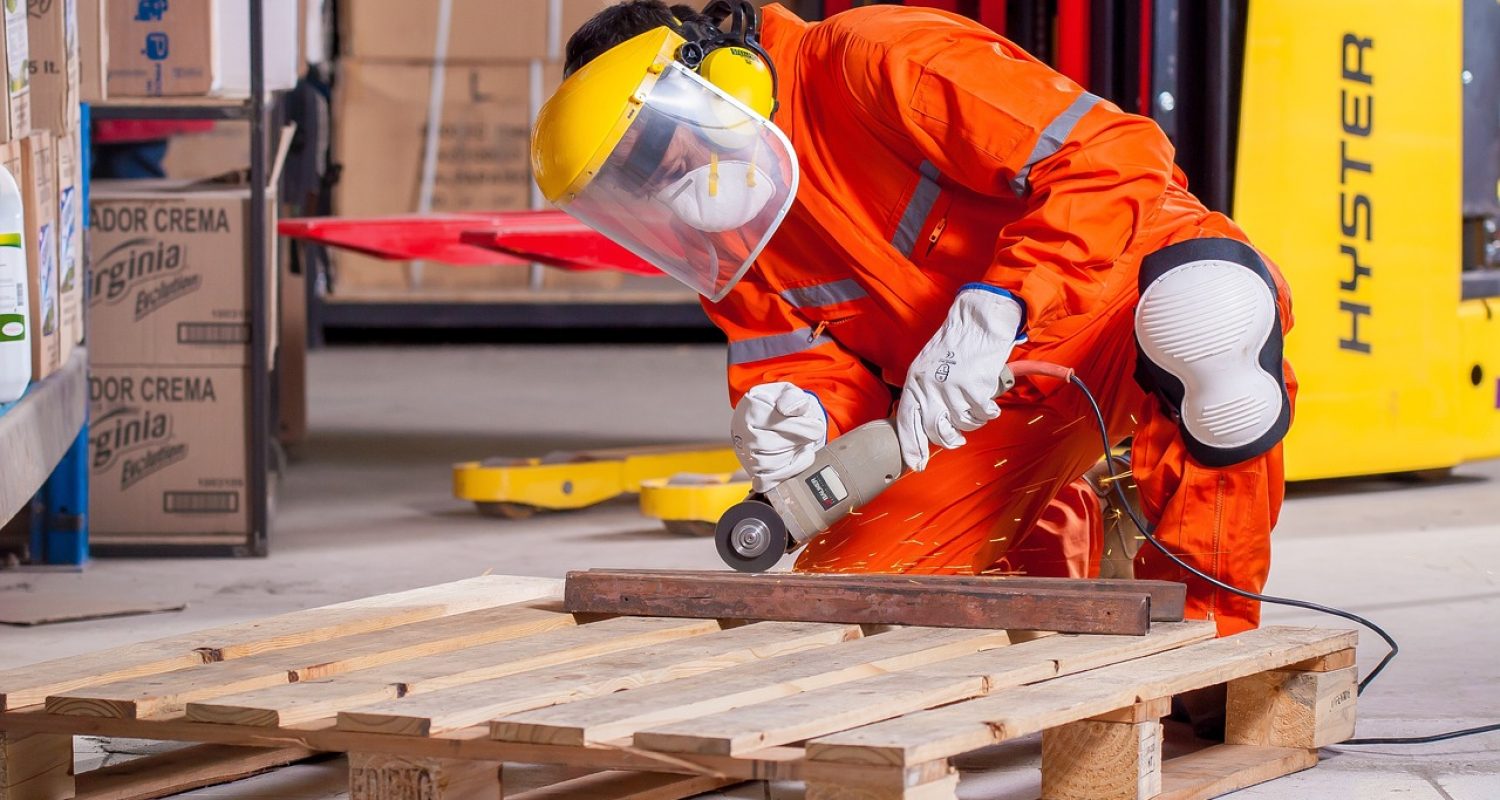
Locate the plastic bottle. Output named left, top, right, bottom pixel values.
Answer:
left=0, top=161, right=29, bottom=403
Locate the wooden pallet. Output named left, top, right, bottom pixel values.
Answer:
left=0, top=575, right=1358, bottom=800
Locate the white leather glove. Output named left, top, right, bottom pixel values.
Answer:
left=897, top=287, right=1025, bottom=472
left=731, top=382, right=829, bottom=493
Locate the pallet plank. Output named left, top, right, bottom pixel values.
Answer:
left=74, top=744, right=316, bottom=800
left=337, top=622, right=859, bottom=737
left=805, top=626, right=1357, bottom=766
left=491, top=627, right=1011, bottom=746
left=563, top=572, right=1152, bottom=634
left=1157, top=744, right=1318, bottom=800
left=47, top=604, right=574, bottom=719
left=586, top=570, right=1188, bottom=622
left=187, top=616, right=727, bottom=727
left=0, top=576, right=561, bottom=711
left=632, top=622, right=1213, bottom=756
left=0, top=712, right=803, bottom=784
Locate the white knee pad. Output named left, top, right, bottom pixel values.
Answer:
left=1135, top=239, right=1290, bottom=467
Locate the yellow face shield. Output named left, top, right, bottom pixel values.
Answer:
left=532, top=29, right=798, bottom=301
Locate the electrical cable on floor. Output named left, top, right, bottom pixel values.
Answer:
left=1063, top=372, right=1499, bottom=746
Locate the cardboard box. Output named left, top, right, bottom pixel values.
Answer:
left=78, top=0, right=104, bottom=102
left=19, top=133, right=55, bottom=380
left=331, top=57, right=544, bottom=292
left=88, top=364, right=249, bottom=538
left=106, top=0, right=298, bottom=97
left=27, top=0, right=81, bottom=133
left=339, top=0, right=550, bottom=62
left=88, top=179, right=277, bottom=366
left=2, top=0, right=30, bottom=141
left=337, top=0, right=655, bottom=63
left=161, top=120, right=249, bottom=180
left=55, top=127, right=81, bottom=355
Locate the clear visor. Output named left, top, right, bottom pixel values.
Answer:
left=559, top=63, right=798, bottom=301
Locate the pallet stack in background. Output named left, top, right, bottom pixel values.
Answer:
left=326, top=0, right=695, bottom=305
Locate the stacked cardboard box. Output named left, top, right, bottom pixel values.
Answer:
left=331, top=0, right=633, bottom=297
left=100, top=0, right=300, bottom=98
left=29, top=0, right=85, bottom=366
left=87, top=180, right=277, bottom=543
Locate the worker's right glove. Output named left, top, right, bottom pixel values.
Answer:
left=897, top=286, right=1025, bottom=472
left=731, top=382, right=828, bottom=493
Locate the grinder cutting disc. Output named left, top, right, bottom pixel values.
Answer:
left=715, top=500, right=791, bottom=572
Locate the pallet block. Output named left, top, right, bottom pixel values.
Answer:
left=349, top=752, right=500, bottom=800
left=0, top=732, right=73, bottom=800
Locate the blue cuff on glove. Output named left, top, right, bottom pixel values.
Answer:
left=959, top=283, right=1029, bottom=343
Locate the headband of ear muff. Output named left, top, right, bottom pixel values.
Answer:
left=671, top=1, right=779, bottom=117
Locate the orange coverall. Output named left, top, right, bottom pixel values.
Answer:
left=704, top=5, right=1296, bottom=636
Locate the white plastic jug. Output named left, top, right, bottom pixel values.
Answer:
left=0, top=161, right=30, bottom=403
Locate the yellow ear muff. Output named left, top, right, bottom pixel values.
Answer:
left=698, top=45, right=776, bottom=118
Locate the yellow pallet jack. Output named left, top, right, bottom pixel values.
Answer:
left=452, top=444, right=742, bottom=519
left=639, top=472, right=753, bottom=536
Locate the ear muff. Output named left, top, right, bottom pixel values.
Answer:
left=674, top=1, right=779, bottom=118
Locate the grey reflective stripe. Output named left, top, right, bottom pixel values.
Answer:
left=1011, top=92, right=1102, bottom=195
left=779, top=279, right=867, bottom=308
left=727, top=328, right=832, bottom=365
left=891, top=161, right=942, bottom=256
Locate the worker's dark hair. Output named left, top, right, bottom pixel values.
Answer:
left=564, top=1, right=735, bottom=77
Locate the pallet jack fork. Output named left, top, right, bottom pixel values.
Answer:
left=452, top=445, right=742, bottom=519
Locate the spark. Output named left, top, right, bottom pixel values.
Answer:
left=1129, top=413, right=1138, bottom=425
left=988, top=536, right=1008, bottom=543
left=994, top=459, right=1009, bottom=468
left=1013, top=517, right=1023, bottom=523
left=858, top=512, right=891, bottom=527
left=848, top=510, right=863, bottom=516
left=904, top=512, right=924, bottom=521
left=1027, top=414, right=1044, bottom=425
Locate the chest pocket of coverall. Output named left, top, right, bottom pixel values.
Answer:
left=898, top=167, right=1024, bottom=281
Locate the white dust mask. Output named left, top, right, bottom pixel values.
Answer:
left=655, top=158, right=776, bottom=233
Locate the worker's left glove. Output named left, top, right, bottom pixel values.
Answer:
left=897, top=286, right=1025, bottom=472
left=731, top=382, right=829, bottom=493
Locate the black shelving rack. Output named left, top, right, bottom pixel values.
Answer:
left=89, top=0, right=276, bottom=557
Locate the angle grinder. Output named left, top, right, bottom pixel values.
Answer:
left=714, top=359, right=1076, bottom=571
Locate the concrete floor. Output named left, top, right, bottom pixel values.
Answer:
left=2, top=344, right=1498, bottom=798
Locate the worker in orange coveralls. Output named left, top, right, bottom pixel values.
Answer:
left=534, top=1, right=1296, bottom=639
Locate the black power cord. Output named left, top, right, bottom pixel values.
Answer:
left=1064, top=372, right=1500, bottom=747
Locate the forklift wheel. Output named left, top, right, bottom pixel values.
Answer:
left=662, top=520, right=717, bottom=537
left=475, top=502, right=541, bottom=520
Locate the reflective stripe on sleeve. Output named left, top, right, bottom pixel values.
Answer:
left=1010, top=92, right=1102, bottom=195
